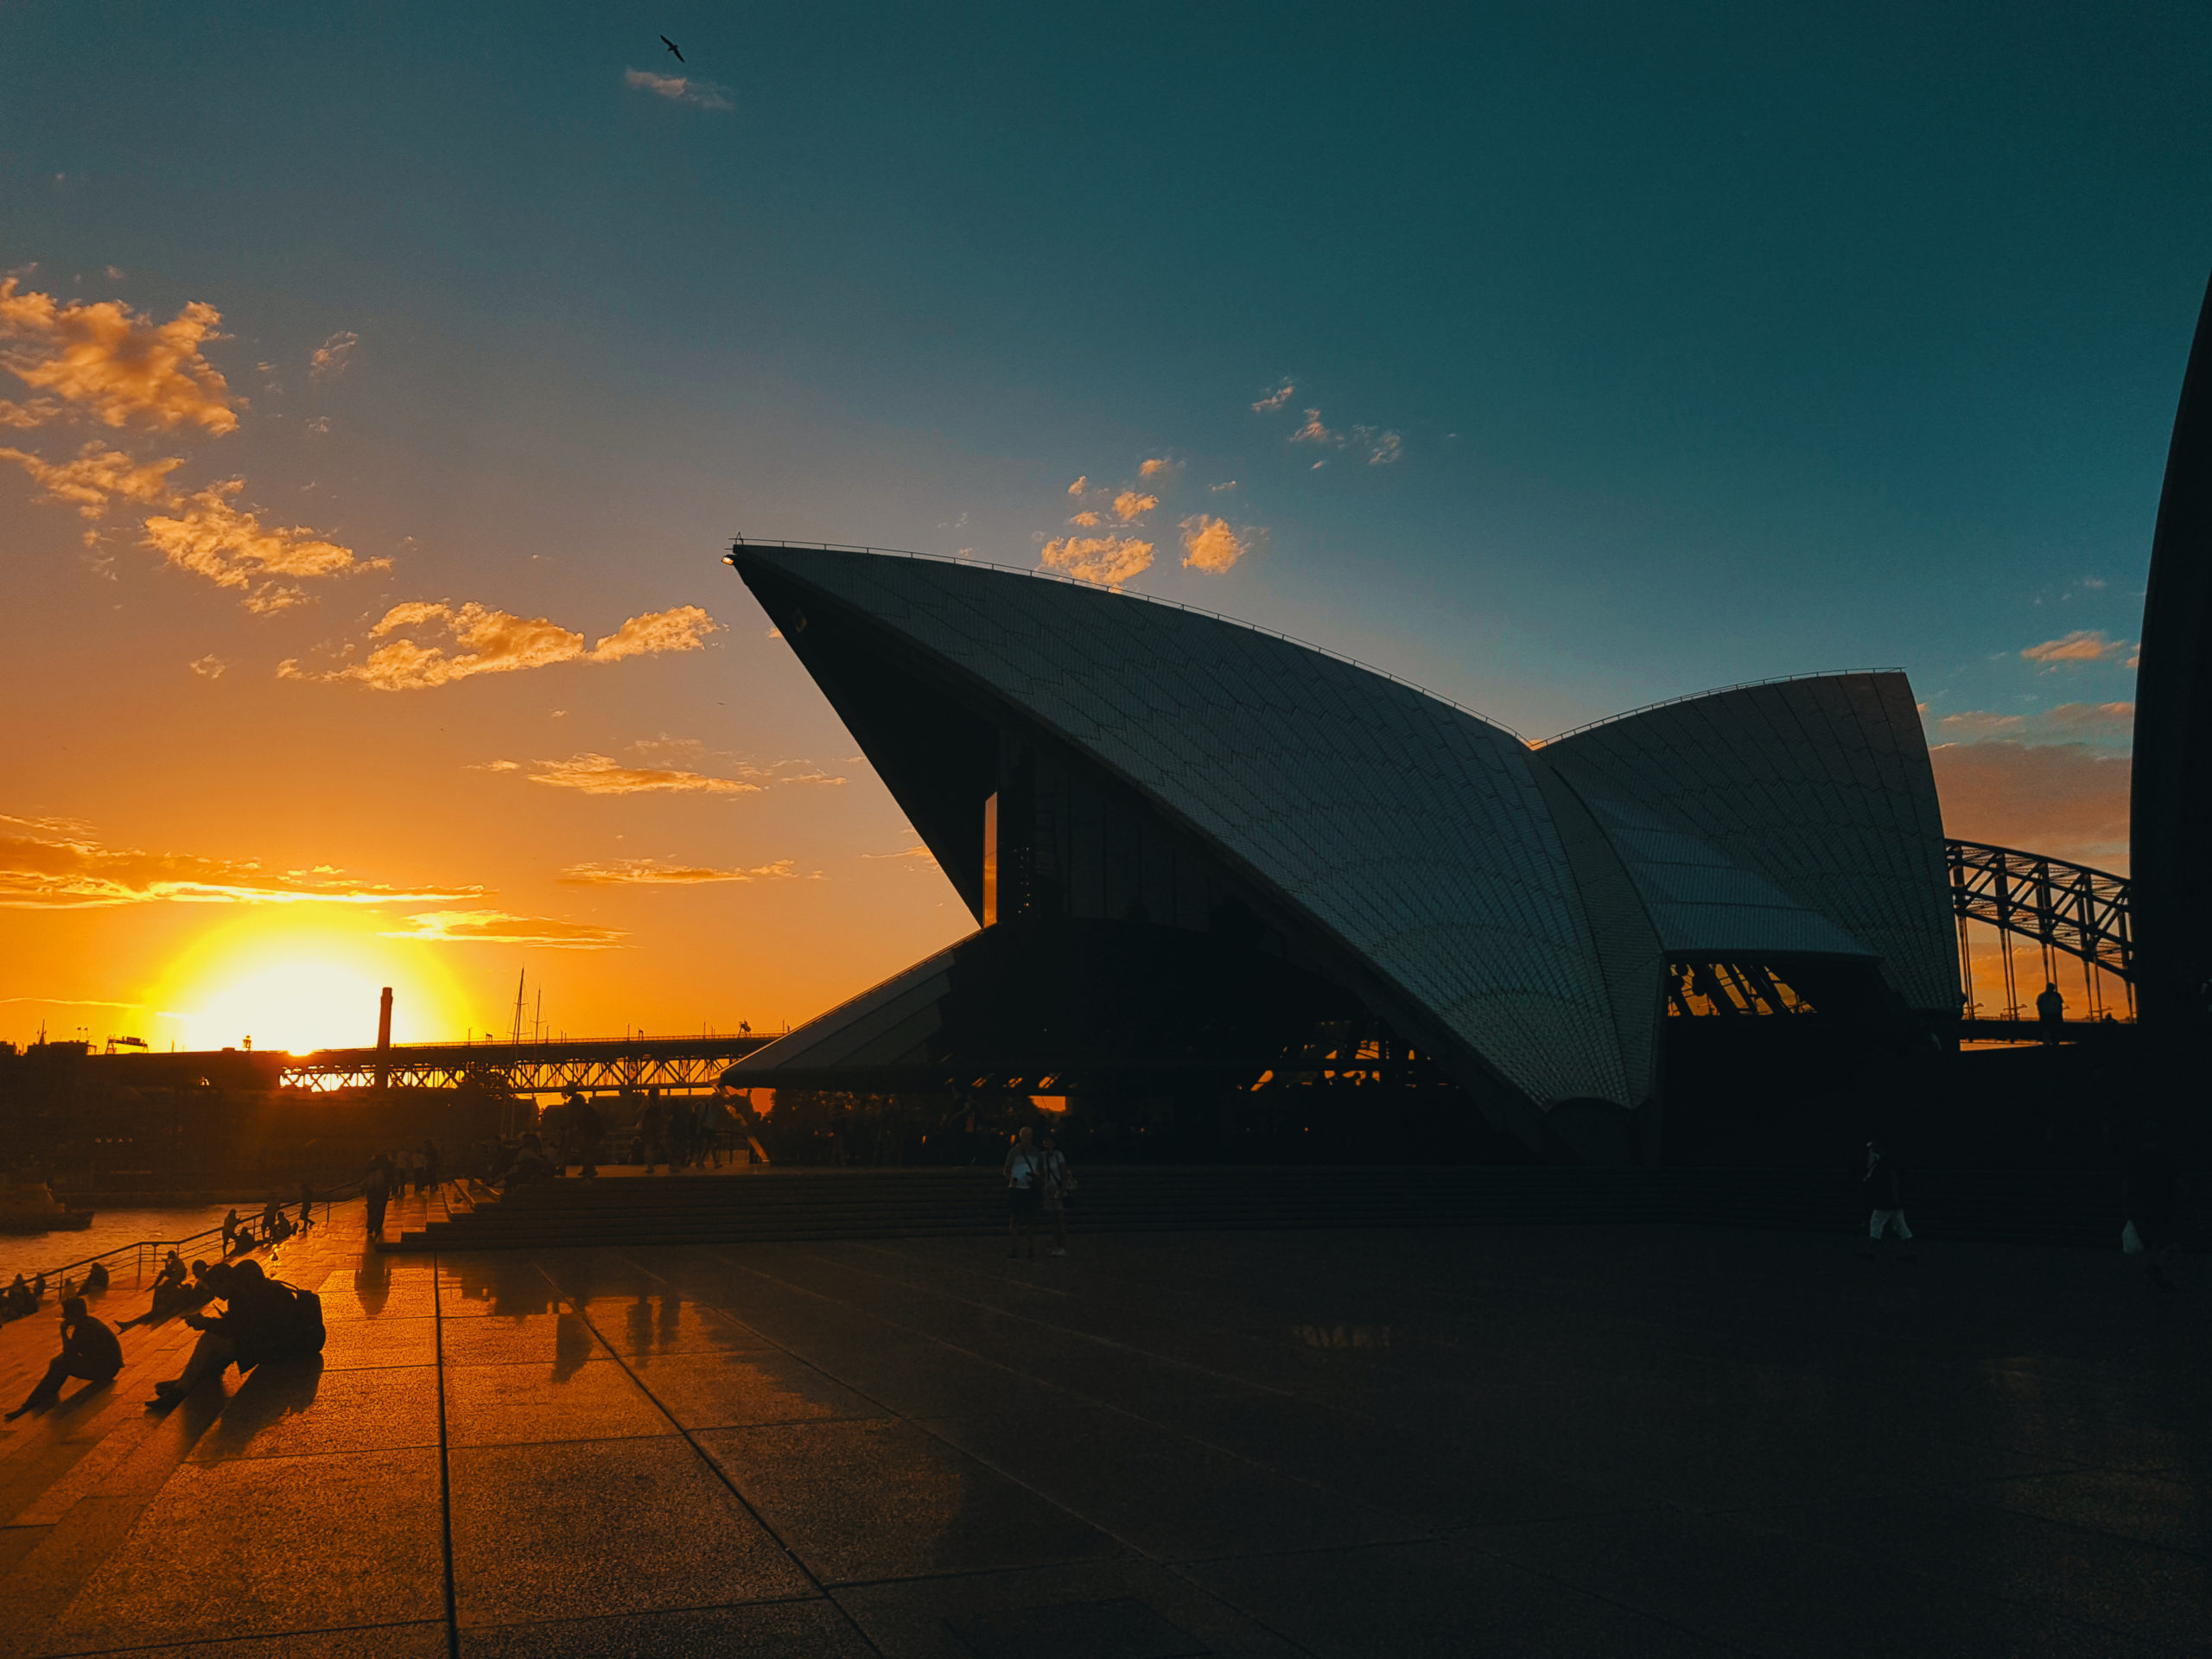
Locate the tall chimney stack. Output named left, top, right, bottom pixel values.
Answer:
left=376, top=987, right=393, bottom=1092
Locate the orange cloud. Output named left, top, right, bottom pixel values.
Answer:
left=1179, top=514, right=1254, bottom=574
left=2022, top=630, right=2130, bottom=664
left=0, top=441, right=184, bottom=517
left=0, top=279, right=240, bottom=434
left=0, top=816, right=484, bottom=910
left=379, top=909, right=625, bottom=949
left=1138, top=457, right=1175, bottom=478
left=1112, top=490, right=1159, bottom=523
left=140, top=480, right=385, bottom=612
left=558, top=857, right=798, bottom=885
left=188, top=654, right=226, bottom=679
left=589, top=605, right=722, bottom=662
left=1929, top=741, right=2132, bottom=870
left=523, top=754, right=766, bottom=796
left=1251, top=380, right=1294, bottom=413
left=1290, top=409, right=1339, bottom=446
left=1067, top=475, right=1089, bottom=496
left=1068, top=510, right=1102, bottom=526
left=1039, top=534, right=1154, bottom=588
left=306, top=601, right=721, bottom=690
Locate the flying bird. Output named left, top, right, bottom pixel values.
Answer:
left=660, top=35, right=684, bottom=63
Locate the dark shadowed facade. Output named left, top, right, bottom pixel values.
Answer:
left=2131, top=272, right=2212, bottom=1064
left=727, top=546, right=1954, bottom=1164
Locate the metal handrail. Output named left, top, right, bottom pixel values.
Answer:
left=10, top=1179, right=364, bottom=1295
left=725, top=538, right=1535, bottom=742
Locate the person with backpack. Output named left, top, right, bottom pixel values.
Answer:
left=146, top=1261, right=322, bottom=1406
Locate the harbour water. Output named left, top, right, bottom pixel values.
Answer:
left=0, top=1205, right=238, bottom=1288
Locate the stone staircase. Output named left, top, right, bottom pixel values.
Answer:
left=385, top=1164, right=2175, bottom=1254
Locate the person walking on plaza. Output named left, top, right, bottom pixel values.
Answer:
left=1861, top=1141, right=1916, bottom=1261
left=639, top=1090, right=668, bottom=1174
left=1004, top=1126, right=1043, bottom=1260
left=572, top=1092, right=604, bottom=1179
left=364, top=1154, right=391, bottom=1239
left=2037, top=982, right=2065, bottom=1046
left=2125, top=1137, right=2187, bottom=1294
left=1039, top=1131, right=1073, bottom=1257
left=298, top=1179, right=315, bottom=1230
left=7, top=1297, right=123, bottom=1419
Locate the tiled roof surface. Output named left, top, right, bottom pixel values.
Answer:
left=741, top=548, right=1630, bottom=1107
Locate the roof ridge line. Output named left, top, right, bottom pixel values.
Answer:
left=1536, top=669, right=1909, bottom=747
left=724, top=538, right=1531, bottom=742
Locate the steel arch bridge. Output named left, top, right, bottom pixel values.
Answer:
left=1946, top=838, right=2133, bottom=1021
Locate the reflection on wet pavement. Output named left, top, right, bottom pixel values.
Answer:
left=0, top=1204, right=2205, bottom=1656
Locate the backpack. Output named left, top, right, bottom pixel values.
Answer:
left=272, top=1280, right=327, bottom=1356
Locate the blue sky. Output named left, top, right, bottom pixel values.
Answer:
left=0, top=1, right=2202, bottom=1041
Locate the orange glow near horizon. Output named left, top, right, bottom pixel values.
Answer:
left=147, top=918, right=468, bottom=1053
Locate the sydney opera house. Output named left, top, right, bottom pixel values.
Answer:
left=725, top=544, right=1958, bottom=1165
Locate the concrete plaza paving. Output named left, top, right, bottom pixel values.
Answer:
left=0, top=1192, right=2204, bottom=1656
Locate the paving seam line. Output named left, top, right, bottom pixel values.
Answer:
left=664, top=1244, right=1325, bottom=1658
left=431, top=1250, right=461, bottom=1659
left=531, top=1260, right=887, bottom=1659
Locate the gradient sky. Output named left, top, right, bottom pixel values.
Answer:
left=2, top=2, right=2204, bottom=1051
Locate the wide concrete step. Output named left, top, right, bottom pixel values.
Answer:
left=385, top=1165, right=2177, bottom=1253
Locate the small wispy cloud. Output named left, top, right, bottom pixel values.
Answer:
left=1290, top=409, right=1339, bottom=447
left=1138, top=457, right=1178, bottom=478
left=623, top=68, right=734, bottom=111
left=0, top=817, right=483, bottom=911
left=1356, top=427, right=1403, bottom=466
left=308, top=331, right=358, bottom=381
left=1210, top=480, right=1236, bottom=493
left=2022, top=630, right=2133, bottom=666
left=295, top=601, right=721, bottom=690
left=188, top=654, right=227, bottom=680
left=1936, top=702, right=2134, bottom=744
left=521, top=753, right=766, bottom=797
left=0, top=441, right=184, bottom=518
left=1112, top=490, right=1158, bottom=523
left=1066, top=475, right=1088, bottom=496
left=862, top=843, right=939, bottom=870
left=380, top=909, right=625, bottom=949
left=1251, top=380, right=1294, bottom=414
left=142, top=480, right=387, bottom=613
left=558, top=857, right=798, bottom=886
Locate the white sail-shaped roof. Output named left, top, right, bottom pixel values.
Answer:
left=735, top=546, right=1633, bottom=1110
left=1541, top=673, right=1954, bottom=1013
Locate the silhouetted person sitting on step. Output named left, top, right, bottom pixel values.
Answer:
left=147, top=1261, right=320, bottom=1406
left=7, top=1298, right=123, bottom=1419
left=83, top=1262, right=109, bottom=1294
left=121, top=1255, right=209, bottom=1329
